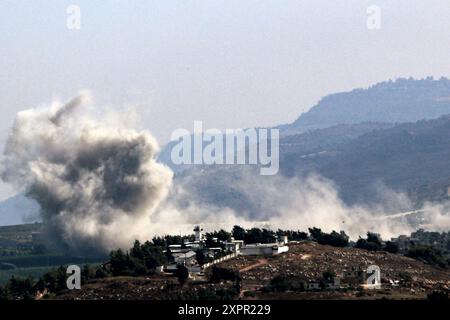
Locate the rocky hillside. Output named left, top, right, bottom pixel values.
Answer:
left=217, top=242, right=450, bottom=299
left=54, top=242, right=449, bottom=300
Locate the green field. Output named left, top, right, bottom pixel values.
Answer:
left=0, top=255, right=106, bottom=284
left=0, top=223, right=42, bottom=248
left=0, top=223, right=106, bottom=284
left=0, top=266, right=56, bottom=284
left=0, top=254, right=105, bottom=268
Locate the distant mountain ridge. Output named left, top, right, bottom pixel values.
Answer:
left=160, top=77, right=450, bottom=174
left=0, top=194, right=40, bottom=226
left=281, top=77, right=450, bottom=135
left=156, top=77, right=450, bottom=214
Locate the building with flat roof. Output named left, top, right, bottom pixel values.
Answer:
left=240, top=243, right=289, bottom=256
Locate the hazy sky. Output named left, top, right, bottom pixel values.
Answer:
left=1, top=0, right=450, bottom=200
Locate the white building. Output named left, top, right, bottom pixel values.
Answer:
left=173, top=250, right=197, bottom=264
left=223, top=238, right=244, bottom=253
left=240, top=243, right=289, bottom=256
left=193, top=225, right=205, bottom=242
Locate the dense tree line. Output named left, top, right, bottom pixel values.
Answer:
left=0, top=263, right=109, bottom=300
left=308, top=227, right=349, bottom=247
left=152, top=235, right=195, bottom=247
left=276, top=229, right=308, bottom=241
left=355, top=232, right=399, bottom=253
left=206, top=229, right=232, bottom=242
left=230, top=225, right=346, bottom=247
left=231, top=226, right=277, bottom=244
left=195, top=250, right=213, bottom=266
left=109, top=240, right=167, bottom=276
left=406, top=245, right=449, bottom=268
left=0, top=239, right=174, bottom=299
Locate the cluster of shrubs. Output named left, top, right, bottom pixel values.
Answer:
left=308, top=227, right=349, bottom=247
left=354, top=232, right=449, bottom=268
left=174, top=287, right=240, bottom=300
left=231, top=226, right=277, bottom=244
left=355, top=232, right=399, bottom=253
left=0, top=276, right=36, bottom=300
left=209, top=266, right=241, bottom=284
left=152, top=235, right=195, bottom=247
left=0, top=244, right=48, bottom=257
left=0, top=239, right=170, bottom=300
left=268, top=275, right=307, bottom=292
left=230, top=226, right=308, bottom=244
left=406, top=245, right=449, bottom=268
left=109, top=240, right=168, bottom=276
left=277, top=230, right=308, bottom=241
left=268, top=269, right=336, bottom=292
left=0, top=264, right=109, bottom=300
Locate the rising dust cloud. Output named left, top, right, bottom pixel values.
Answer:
left=1, top=93, right=449, bottom=254
left=0, top=93, right=173, bottom=253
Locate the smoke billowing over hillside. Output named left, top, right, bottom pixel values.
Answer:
left=1, top=93, right=449, bottom=254
left=170, top=169, right=450, bottom=240
left=0, top=93, right=173, bottom=253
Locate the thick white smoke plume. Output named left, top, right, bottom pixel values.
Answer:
left=1, top=93, right=449, bottom=254
left=1, top=93, right=173, bottom=253
left=169, top=171, right=450, bottom=240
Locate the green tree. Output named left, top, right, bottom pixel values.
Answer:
left=309, top=227, right=323, bottom=241
left=176, top=265, right=189, bottom=285
left=140, top=241, right=167, bottom=270
left=270, top=275, right=290, bottom=292
left=244, top=228, right=263, bottom=244
left=7, top=276, right=34, bottom=299
left=384, top=241, right=399, bottom=253
left=232, top=225, right=246, bottom=241
left=94, top=266, right=110, bottom=279
left=406, top=245, right=448, bottom=268
left=355, top=232, right=383, bottom=251
left=269, top=275, right=306, bottom=292
left=151, top=236, right=166, bottom=247
left=322, top=269, right=336, bottom=283
left=207, top=229, right=232, bottom=242
left=209, top=266, right=241, bottom=283
left=195, top=250, right=211, bottom=266
left=110, top=248, right=132, bottom=276
left=204, top=234, right=221, bottom=248
left=309, top=228, right=349, bottom=247
left=0, top=284, right=10, bottom=300
left=130, top=240, right=145, bottom=260
left=277, top=229, right=308, bottom=241
left=165, top=247, right=174, bottom=263
left=261, top=229, right=277, bottom=243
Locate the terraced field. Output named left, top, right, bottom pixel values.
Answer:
left=0, top=223, right=106, bottom=283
